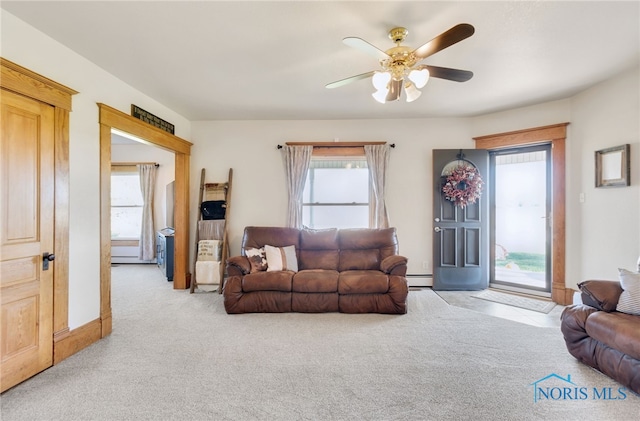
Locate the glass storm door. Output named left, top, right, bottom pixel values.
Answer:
left=489, top=144, right=552, bottom=295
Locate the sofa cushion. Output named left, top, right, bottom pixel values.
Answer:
left=338, top=227, right=398, bottom=251
left=242, top=226, right=300, bottom=250
left=298, top=250, right=339, bottom=271
left=265, top=245, right=298, bottom=272
left=616, top=268, right=640, bottom=315
left=242, top=271, right=293, bottom=292
left=292, top=292, right=339, bottom=313
left=245, top=247, right=268, bottom=273
left=293, top=269, right=339, bottom=293
left=578, top=280, right=623, bottom=312
left=339, top=249, right=381, bottom=271
left=339, top=270, right=389, bottom=294
left=585, top=311, right=640, bottom=361
left=298, top=228, right=339, bottom=270
left=338, top=228, right=398, bottom=271
left=339, top=228, right=398, bottom=259
left=300, top=228, right=338, bottom=249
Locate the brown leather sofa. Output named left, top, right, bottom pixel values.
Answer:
left=560, top=280, right=640, bottom=394
left=223, top=226, right=408, bottom=314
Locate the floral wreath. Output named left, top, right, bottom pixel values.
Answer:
left=442, top=163, right=484, bottom=208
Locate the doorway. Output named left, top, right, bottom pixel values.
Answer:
left=98, top=103, right=192, bottom=338
left=489, top=144, right=552, bottom=296
left=474, top=123, right=570, bottom=305
left=110, top=131, right=175, bottom=266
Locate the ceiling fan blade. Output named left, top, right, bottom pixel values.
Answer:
left=413, top=23, right=475, bottom=60
left=386, top=79, right=403, bottom=102
left=343, top=37, right=390, bottom=61
left=325, top=71, right=375, bottom=89
left=423, top=65, right=474, bottom=82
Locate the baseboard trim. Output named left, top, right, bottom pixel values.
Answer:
left=53, top=318, right=102, bottom=364
left=406, top=274, right=433, bottom=287
left=552, top=286, right=575, bottom=306
left=101, top=309, right=112, bottom=337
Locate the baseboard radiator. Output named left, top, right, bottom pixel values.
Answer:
left=406, top=274, right=433, bottom=287
left=111, top=245, right=156, bottom=264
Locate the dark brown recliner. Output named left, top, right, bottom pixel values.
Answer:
left=223, top=227, right=408, bottom=314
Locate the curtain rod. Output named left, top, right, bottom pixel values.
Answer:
left=277, top=143, right=395, bottom=149
left=111, top=162, right=160, bottom=167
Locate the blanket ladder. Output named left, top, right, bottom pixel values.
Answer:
left=190, top=168, right=233, bottom=294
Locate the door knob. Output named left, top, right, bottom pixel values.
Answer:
left=434, top=227, right=442, bottom=233
left=43, top=252, right=55, bottom=270
left=434, top=218, right=440, bottom=222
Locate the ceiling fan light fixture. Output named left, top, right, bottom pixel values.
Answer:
left=372, top=89, right=388, bottom=103
left=371, top=71, right=391, bottom=91
left=409, top=68, right=430, bottom=89
left=329, top=24, right=474, bottom=104
left=404, top=83, right=422, bottom=102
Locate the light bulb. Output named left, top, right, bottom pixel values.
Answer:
left=404, top=83, right=422, bottom=102
left=371, top=71, right=391, bottom=90
left=409, top=68, right=430, bottom=89
left=372, top=89, right=388, bottom=103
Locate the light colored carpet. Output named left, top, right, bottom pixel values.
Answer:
left=472, top=289, right=557, bottom=313
left=1, top=265, right=638, bottom=420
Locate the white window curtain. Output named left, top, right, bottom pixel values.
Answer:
left=365, top=144, right=390, bottom=228
left=138, top=164, right=157, bottom=260
left=284, top=145, right=313, bottom=228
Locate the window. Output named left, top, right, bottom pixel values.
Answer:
left=302, top=158, right=369, bottom=229
left=111, top=171, right=143, bottom=239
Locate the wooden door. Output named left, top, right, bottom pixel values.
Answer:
left=1, top=89, right=55, bottom=392
left=432, top=149, right=489, bottom=290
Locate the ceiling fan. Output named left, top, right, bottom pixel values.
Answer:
left=326, top=24, right=475, bottom=103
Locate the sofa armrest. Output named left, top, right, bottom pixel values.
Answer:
left=577, top=280, right=623, bottom=312
left=381, top=255, right=408, bottom=276
left=227, top=256, right=251, bottom=276
left=560, top=304, right=600, bottom=363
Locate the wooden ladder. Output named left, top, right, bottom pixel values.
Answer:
left=190, top=168, right=233, bottom=294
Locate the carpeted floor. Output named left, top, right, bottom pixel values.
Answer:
left=1, top=264, right=638, bottom=420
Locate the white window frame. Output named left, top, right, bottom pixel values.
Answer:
left=111, top=166, right=143, bottom=240
left=302, top=157, right=370, bottom=229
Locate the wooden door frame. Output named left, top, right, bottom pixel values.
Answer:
left=474, top=123, right=571, bottom=305
left=1, top=58, right=77, bottom=360
left=98, top=104, right=192, bottom=338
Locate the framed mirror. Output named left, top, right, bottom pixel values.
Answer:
left=595, top=144, right=630, bottom=187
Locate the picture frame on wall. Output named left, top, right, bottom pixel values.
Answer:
left=595, top=144, right=630, bottom=187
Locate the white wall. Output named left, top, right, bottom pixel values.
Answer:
left=1, top=11, right=191, bottom=329
left=190, top=118, right=474, bottom=276
left=569, top=65, right=640, bottom=283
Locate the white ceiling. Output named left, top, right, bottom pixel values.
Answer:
left=3, top=1, right=639, bottom=121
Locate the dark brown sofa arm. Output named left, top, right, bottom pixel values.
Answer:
left=577, top=280, right=623, bottom=312
left=227, top=256, right=251, bottom=276
left=560, top=305, right=600, bottom=365
left=381, top=255, right=408, bottom=276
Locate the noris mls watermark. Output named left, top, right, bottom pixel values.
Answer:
left=530, top=373, right=627, bottom=403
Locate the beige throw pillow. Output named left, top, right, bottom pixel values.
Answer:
left=265, top=245, right=298, bottom=272
left=616, top=268, right=640, bottom=316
